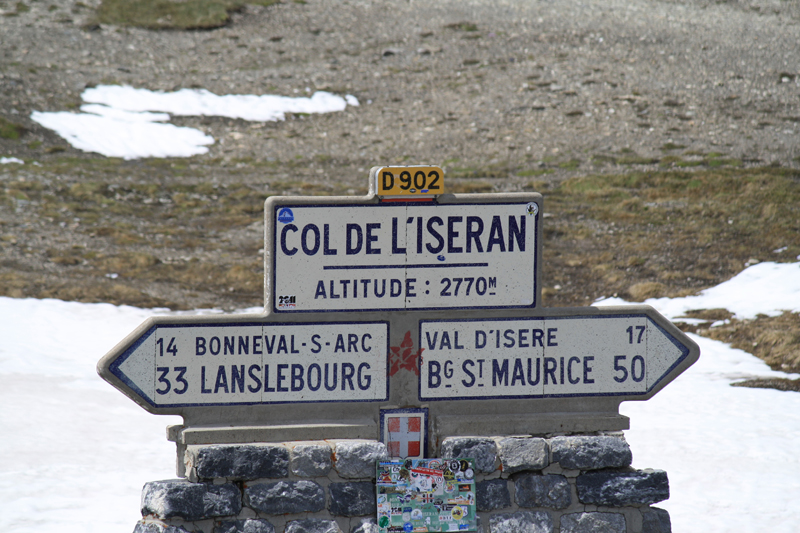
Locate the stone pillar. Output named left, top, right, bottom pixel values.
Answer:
left=134, top=434, right=671, bottom=533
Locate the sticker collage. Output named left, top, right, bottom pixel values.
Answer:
left=376, top=458, right=477, bottom=532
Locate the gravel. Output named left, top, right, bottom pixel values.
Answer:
left=1, top=0, right=799, bottom=311
left=1, top=0, right=799, bottom=171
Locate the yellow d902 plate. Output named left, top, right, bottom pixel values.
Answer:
left=375, top=165, right=444, bottom=197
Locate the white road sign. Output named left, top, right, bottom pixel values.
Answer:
left=270, top=201, right=540, bottom=312
left=101, top=320, right=389, bottom=408
left=419, top=313, right=693, bottom=400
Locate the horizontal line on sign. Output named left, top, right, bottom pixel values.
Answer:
left=379, top=197, right=436, bottom=203
left=323, top=262, right=489, bottom=270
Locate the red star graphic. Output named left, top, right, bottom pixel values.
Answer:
left=389, top=330, right=424, bottom=377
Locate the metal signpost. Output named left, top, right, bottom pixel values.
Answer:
left=98, top=164, right=699, bottom=455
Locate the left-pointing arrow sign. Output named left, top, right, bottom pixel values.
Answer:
left=98, top=317, right=390, bottom=413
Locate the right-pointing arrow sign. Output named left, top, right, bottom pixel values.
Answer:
left=419, top=307, right=699, bottom=401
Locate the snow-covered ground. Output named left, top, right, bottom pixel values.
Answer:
left=1, top=262, right=799, bottom=533
left=600, top=262, right=800, bottom=533
left=29, top=85, right=359, bottom=159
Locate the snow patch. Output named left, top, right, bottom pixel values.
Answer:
left=31, top=108, right=214, bottom=159
left=597, top=262, right=800, bottom=321
left=3, top=263, right=800, bottom=532
left=30, top=85, right=359, bottom=160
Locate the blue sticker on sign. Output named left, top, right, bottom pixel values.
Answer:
left=277, top=208, right=294, bottom=224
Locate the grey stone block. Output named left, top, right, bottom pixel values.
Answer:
left=560, top=512, right=626, bottom=533
left=514, top=473, right=571, bottom=510
left=291, top=444, right=332, bottom=477
left=475, top=515, right=484, bottom=533
left=497, top=437, right=549, bottom=474
left=329, top=482, right=376, bottom=517
left=475, top=479, right=511, bottom=511
left=577, top=470, right=669, bottom=506
left=642, top=507, right=672, bottom=533
left=215, top=519, right=276, bottom=533
left=334, top=441, right=388, bottom=479
left=350, top=518, right=379, bottom=533
left=488, top=511, right=553, bottom=533
left=244, top=480, right=325, bottom=514
left=440, top=437, right=497, bottom=474
left=133, top=521, right=192, bottom=533
left=285, top=519, right=343, bottom=533
left=550, top=436, right=632, bottom=471
left=189, top=444, right=289, bottom=481
left=141, top=479, right=241, bottom=521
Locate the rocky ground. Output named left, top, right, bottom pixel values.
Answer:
left=2, top=0, right=799, bottom=168
left=1, top=0, right=799, bottom=380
